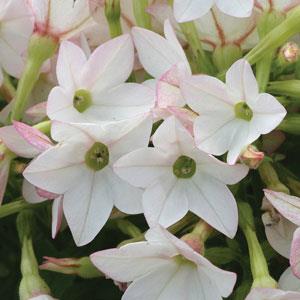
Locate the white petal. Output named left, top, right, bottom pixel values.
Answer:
left=56, top=41, right=87, bottom=90
left=122, top=263, right=183, bottom=300
left=226, top=59, right=259, bottom=103
left=22, top=180, right=47, bottom=204
left=86, top=83, right=155, bottom=122
left=143, top=174, right=189, bottom=227
left=52, top=196, right=64, bottom=239
left=250, top=93, right=287, bottom=135
left=90, top=242, right=172, bottom=282
left=264, top=190, right=300, bottom=226
left=104, top=167, right=143, bottom=214
left=262, top=212, right=296, bottom=258
left=114, top=148, right=172, bottom=188
left=132, top=24, right=187, bottom=78
left=81, top=34, right=134, bottom=93
left=63, top=169, right=113, bottom=246
left=173, top=0, right=214, bottom=23
left=279, top=267, right=300, bottom=292
left=291, top=228, right=300, bottom=279
left=188, top=174, right=238, bottom=238
left=23, top=141, right=87, bottom=194
left=216, top=0, right=254, bottom=18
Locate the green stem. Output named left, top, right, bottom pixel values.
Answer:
left=267, top=80, right=300, bottom=98
left=105, top=0, right=122, bottom=38
left=10, top=34, right=58, bottom=122
left=179, top=22, right=215, bottom=75
left=132, top=0, right=151, bottom=29
left=277, top=113, right=300, bottom=135
left=238, top=202, right=277, bottom=288
left=0, top=73, right=16, bottom=103
left=116, top=219, right=142, bottom=238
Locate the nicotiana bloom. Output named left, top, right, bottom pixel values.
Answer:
left=47, top=34, right=154, bottom=124
left=114, top=116, right=248, bottom=238
left=27, top=0, right=95, bottom=40
left=0, top=0, right=34, bottom=84
left=91, top=226, right=237, bottom=300
left=173, top=0, right=254, bottom=23
left=132, top=20, right=191, bottom=119
left=24, top=116, right=152, bottom=246
left=183, top=59, right=287, bottom=164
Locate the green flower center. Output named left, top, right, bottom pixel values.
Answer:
left=234, top=101, right=253, bottom=121
left=85, top=142, right=109, bottom=171
left=173, top=255, right=196, bottom=267
left=73, top=89, right=92, bottom=113
left=173, top=155, right=196, bottom=179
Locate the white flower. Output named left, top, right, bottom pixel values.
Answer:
left=0, top=0, right=34, bottom=83
left=27, top=0, right=95, bottom=40
left=114, top=116, right=248, bottom=238
left=91, top=226, right=237, bottom=300
left=47, top=35, right=154, bottom=124
left=174, top=0, right=254, bottom=23
left=183, top=59, right=287, bottom=164
left=132, top=20, right=191, bottom=119
left=24, top=116, right=152, bottom=246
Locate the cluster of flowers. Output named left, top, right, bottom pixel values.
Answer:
left=0, top=0, right=300, bottom=299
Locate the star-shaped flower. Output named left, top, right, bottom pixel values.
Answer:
left=91, top=226, right=237, bottom=300
left=183, top=59, right=287, bottom=164
left=47, top=34, right=154, bottom=124
left=24, top=116, right=152, bottom=246
left=114, top=116, right=248, bottom=238
left=173, top=0, right=254, bottom=23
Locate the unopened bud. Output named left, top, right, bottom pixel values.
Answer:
left=239, top=145, right=264, bottom=169
left=280, top=42, right=299, bottom=63
left=40, top=256, right=102, bottom=279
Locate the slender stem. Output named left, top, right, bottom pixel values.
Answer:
left=132, top=0, right=152, bottom=29
left=105, top=0, right=122, bottom=38
left=0, top=73, right=16, bottom=103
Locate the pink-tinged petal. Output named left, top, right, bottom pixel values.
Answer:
left=143, top=175, right=189, bottom=227
left=87, top=83, right=155, bottom=122
left=56, top=41, right=87, bottom=90
left=81, top=34, right=134, bottom=93
left=279, top=267, right=300, bottom=292
left=63, top=169, right=114, bottom=246
left=250, top=93, right=287, bottom=135
left=132, top=21, right=188, bottom=78
left=29, top=295, right=57, bottom=300
left=226, top=59, right=259, bottom=104
left=188, top=174, right=238, bottom=238
left=91, top=242, right=174, bottom=283
left=262, top=212, right=296, bottom=258
left=167, top=107, right=197, bottom=135
left=25, top=101, right=47, bottom=122
left=52, top=196, right=64, bottom=239
left=216, top=0, right=254, bottom=18
left=173, top=0, right=214, bottom=23
left=291, top=227, right=300, bottom=279
left=0, top=158, right=10, bottom=205
left=23, top=141, right=87, bottom=194
left=13, top=121, right=52, bottom=151
left=264, top=190, right=300, bottom=226
left=0, top=125, right=41, bottom=158
left=123, top=263, right=192, bottom=300
left=36, top=188, right=59, bottom=200
left=114, top=148, right=172, bottom=189
left=22, top=180, right=47, bottom=204
left=104, top=167, right=143, bottom=214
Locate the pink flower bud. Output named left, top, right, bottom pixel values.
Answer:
left=239, top=145, right=264, bottom=169
left=280, top=42, right=299, bottom=63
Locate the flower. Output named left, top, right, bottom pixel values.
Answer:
left=182, top=59, right=287, bottom=164
left=114, top=116, right=248, bottom=238
left=254, top=0, right=300, bottom=14
left=27, top=0, right=95, bottom=41
left=29, top=295, right=57, bottom=300
left=132, top=20, right=191, bottom=119
left=47, top=35, right=154, bottom=124
left=290, top=227, right=300, bottom=279
left=91, top=226, right=237, bottom=300
left=24, top=116, right=152, bottom=246
left=173, top=0, right=254, bottom=23
left=0, top=0, right=34, bottom=83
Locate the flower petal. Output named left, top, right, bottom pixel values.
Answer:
left=173, top=0, right=213, bottom=23
left=63, top=169, right=113, bottom=246
left=291, top=227, right=300, bottom=279
left=52, top=196, right=64, bottom=239
left=279, top=267, right=300, bottom=292
left=216, top=0, right=254, bottom=18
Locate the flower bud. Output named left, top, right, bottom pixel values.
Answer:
left=239, top=145, right=264, bottom=169
left=279, top=42, right=299, bottom=63
left=278, top=114, right=300, bottom=135
left=40, top=257, right=102, bottom=279
left=105, top=0, right=122, bottom=37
